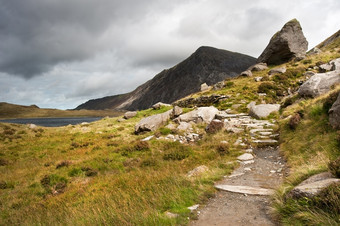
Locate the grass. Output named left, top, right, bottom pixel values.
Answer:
left=0, top=106, right=241, bottom=225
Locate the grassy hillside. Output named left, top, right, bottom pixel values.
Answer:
left=0, top=102, right=123, bottom=119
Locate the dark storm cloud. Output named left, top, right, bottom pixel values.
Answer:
left=0, top=0, right=183, bottom=78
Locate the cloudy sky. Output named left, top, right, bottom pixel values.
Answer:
left=0, top=0, right=339, bottom=109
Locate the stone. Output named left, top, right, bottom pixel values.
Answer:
left=289, top=178, right=340, bottom=199
left=123, top=111, right=137, bottom=119
left=177, top=122, right=192, bottom=131
left=187, top=165, right=209, bottom=177
left=269, top=67, right=286, bottom=75
left=298, top=71, right=340, bottom=97
left=166, top=123, right=177, bottom=130
left=319, top=58, right=340, bottom=72
left=257, top=19, right=308, bottom=65
left=117, top=118, right=126, bottom=122
left=188, top=204, right=200, bottom=212
left=215, top=185, right=274, bottom=196
left=205, top=119, right=224, bottom=134
left=165, top=211, right=179, bottom=218
left=240, top=70, right=252, bottom=77
left=329, top=93, right=340, bottom=129
left=135, top=109, right=172, bottom=133
left=171, top=106, right=183, bottom=118
left=141, top=135, right=154, bottom=141
left=213, top=81, right=225, bottom=90
left=237, top=153, right=254, bottom=161
left=152, top=102, right=171, bottom=110
left=303, top=71, right=315, bottom=77
left=298, top=172, right=334, bottom=186
left=308, top=47, right=322, bottom=55
left=254, top=77, right=263, bottom=82
left=176, top=106, right=219, bottom=124
left=252, top=139, right=278, bottom=146
left=249, top=63, right=268, bottom=71
left=28, top=124, right=37, bottom=129
left=248, top=102, right=280, bottom=119
left=200, top=83, right=210, bottom=92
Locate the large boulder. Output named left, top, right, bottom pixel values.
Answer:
left=124, top=111, right=137, bottom=119
left=248, top=102, right=280, bottom=119
left=319, top=58, right=340, bottom=72
left=257, top=19, right=308, bottom=65
left=298, top=71, right=340, bottom=97
left=329, top=92, right=340, bottom=129
left=135, top=110, right=172, bottom=133
left=152, top=102, right=171, bottom=110
left=175, top=106, right=219, bottom=124
left=249, top=63, right=268, bottom=71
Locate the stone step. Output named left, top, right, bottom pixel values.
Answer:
left=252, top=139, right=278, bottom=146
left=215, top=184, right=274, bottom=196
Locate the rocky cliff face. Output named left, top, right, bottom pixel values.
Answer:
left=76, top=46, right=256, bottom=111
left=257, top=19, right=308, bottom=65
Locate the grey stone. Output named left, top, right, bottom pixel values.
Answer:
left=205, top=119, right=224, bottom=133
left=135, top=109, right=172, bottom=133
left=290, top=178, right=340, bottom=198
left=200, top=83, right=210, bottom=92
left=308, top=47, right=322, bottom=55
left=254, top=77, right=263, bottom=82
left=213, top=81, right=225, bottom=90
left=171, top=106, right=183, bottom=118
left=319, top=58, right=340, bottom=72
left=237, top=153, right=254, bottom=161
left=257, top=19, right=308, bottom=65
left=177, top=122, right=192, bottom=131
left=152, top=102, right=171, bottom=110
left=249, top=63, right=268, bottom=71
left=240, top=70, right=252, bottom=77
left=187, top=165, right=209, bottom=177
left=303, top=71, right=315, bottom=77
left=298, top=71, right=340, bottom=97
left=248, top=102, right=280, bottom=119
left=176, top=106, right=219, bottom=124
left=188, top=204, right=200, bottom=212
left=215, top=185, right=274, bottom=196
left=269, top=67, right=286, bottom=75
left=329, top=92, right=340, bottom=129
left=123, top=111, right=137, bottom=119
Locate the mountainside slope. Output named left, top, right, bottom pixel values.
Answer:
left=76, top=46, right=256, bottom=111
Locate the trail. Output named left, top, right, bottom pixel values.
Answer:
left=190, top=114, right=285, bottom=226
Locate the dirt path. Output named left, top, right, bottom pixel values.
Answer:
left=190, top=147, right=285, bottom=226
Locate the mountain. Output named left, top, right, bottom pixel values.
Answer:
left=76, top=46, right=256, bottom=111
left=316, top=29, right=340, bottom=51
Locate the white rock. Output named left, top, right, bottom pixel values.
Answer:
left=215, top=185, right=274, bottom=196
left=237, top=153, right=254, bottom=161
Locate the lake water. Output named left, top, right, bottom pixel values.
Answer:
left=0, top=117, right=103, bottom=127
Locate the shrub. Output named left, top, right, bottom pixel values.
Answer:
left=163, top=143, right=192, bottom=161
left=40, top=174, right=68, bottom=194
left=159, top=127, right=171, bottom=135
left=225, top=81, right=234, bottom=88
left=68, top=168, right=83, bottom=177
left=140, top=158, right=159, bottom=167
left=0, top=181, right=14, bottom=189
left=0, top=158, right=8, bottom=166
left=81, top=167, right=98, bottom=177
left=284, top=67, right=305, bottom=78
left=258, top=82, right=277, bottom=93
left=134, top=141, right=150, bottom=151
left=206, top=120, right=224, bottom=134
left=323, top=91, right=339, bottom=113
left=289, top=113, right=301, bottom=130
left=328, top=157, right=340, bottom=178
left=314, top=182, right=340, bottom=214
left=56, top=160, right=71, bottom=169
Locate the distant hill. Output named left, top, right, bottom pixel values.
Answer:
left=316, top=29, right=340, bottom=50
left=0, top=102, right=122, bottom=119
left=76, top=46, right=256, bottom=111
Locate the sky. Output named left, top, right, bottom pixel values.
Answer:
left=0, top=0, right=339, bottom=109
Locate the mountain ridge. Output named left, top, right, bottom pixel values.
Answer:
left=76, top=46, right=256, bottom=111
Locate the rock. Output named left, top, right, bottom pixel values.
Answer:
left=164, top=211, right=179, bottom=218
left=176, top=106, right=219, bottom=124
left=152, top=102, right=171, bottom=110
left=175, top=95, right=229, bottom=108
left=240, top=70, right=252, bottom=77
left=329, top=92, right=340, bottom=129
left=252, top=139, right=278, bottom=146
left=141, top=135, right=154, bottom=141
left=123, top=111, right=137, bottom=119
left=257, top=19, right=308, bottom=65
left=177, top=122, right=192, bottom=131
left=187, top=165, right=209, bottom=177
left=215, top=185, right=274, bottom=196
left=200, top=83, right=210, bottom=92
left=171, top=106, right=183, bottom=118
left=117, top=118, right=126, bottom=122
left=28, top=124, right=37, bottom=129
left=308, top=47, right=322, bottom=55
left=298, top=71, right=340, bottom=97
left=166, top=123, right=177, bottom=130
left=254, top=77, right=263, bottom=82
left=188, top=204, right=200, bottom=212
left=298, top=172, right=334, bottom=186
left=269, top=67, right=286, bottom=75
left=205, top=119, right=224, bottom=134
left=213, top=81, right=225, bottom=90
left=303, top=71, right=315, bottom=77
left=248, top=102, right=280, bottom=119
left=319, top=58, right=340, bottom=72
left=135, top=109, right=172, bottom=133
left=249, top=63, right=268, bottom=71
left=289, top=178, right=340, bottom=199
left=237, top=153, right=254, bottom=161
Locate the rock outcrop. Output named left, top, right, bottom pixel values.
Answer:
left=329, top=92, right=340, bottom=129
left=248, top=102, right=280, bottom=119
left=175, top=106, right=219, bottom=124
left=124, top=111, right=137, bottom=119
left=257, top=19, right=308, bottom=65
left=298, top=71, right=340, bottom=97
left=135, top=110, right=172, bottom=133
left=249, top=63, right=268, bottom=71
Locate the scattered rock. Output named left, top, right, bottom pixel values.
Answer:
left=269, top=67, right=286, bottom=75
left=152, top=102, right=171, bottom=110
left=329, top=92, right=340, bottom=129
left=254, top=77, right=263, bottom=82
left=248, top=102, right=280, bottom=119
left=164, top=211, right=179, bottom=218
left=237, top=153, right=254, bottom=161
left=177, top=122, right=192, bottom=131
left=308, top=47, right=322, bottom=55
left=249, top=63, right=268, bottom=71
left=123, top=111, right=137, bottom=119
left=117, top=118, right=126, bottom=122
left=257, top=19, right=308, bottom=64
left=205, top=119, right=224, bottom=134
left=240, top=70, right=252, bottom=77
left=213, top=81, right=225, bottom=90
left=171, top=106, right=183, bottom=118
left=175, top=106, right=219, bottom=124
left=141, top=135, right=154, bottom=141
left=175, top=95, right=229, bottom=108
left=215, top=185, right=274, bottom=196
left=28, top=124, right=37, bottom=129
left=135, top=110, right=172, bottom=133
left=319, top=58, right=340, bottom=72
left=298, top=71, right=340, bottom=97
left=200, top=83, right=210, bottom=92
left=187, top=165, right=209, bottom=177
left=188, top=204, right=200, bottom=212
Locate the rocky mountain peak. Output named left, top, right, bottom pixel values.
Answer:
left=257, top=18, right=308, bottom=65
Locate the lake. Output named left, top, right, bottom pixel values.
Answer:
left=0, top=117, right=103, bottom=127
